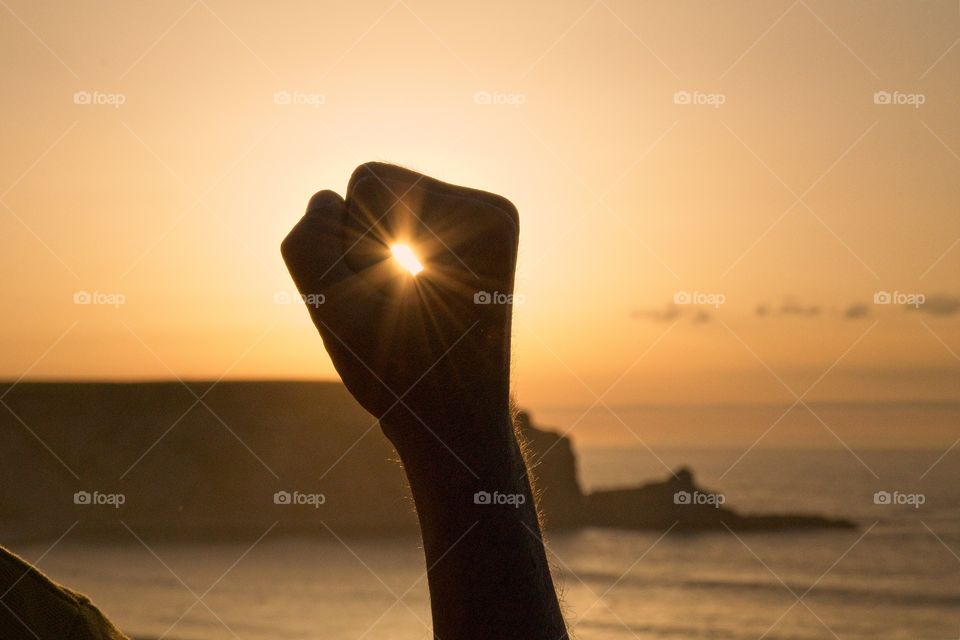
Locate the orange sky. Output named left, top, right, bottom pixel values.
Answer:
left=1, top=0, right=959, bottom=408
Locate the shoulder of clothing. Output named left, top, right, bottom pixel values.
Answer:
left=0, top=545, right=129, bottom=640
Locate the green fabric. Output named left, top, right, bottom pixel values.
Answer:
left=0, top=546, right=128, bottom=640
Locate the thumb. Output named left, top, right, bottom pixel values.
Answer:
left=281, top=190, right=352, bottom=294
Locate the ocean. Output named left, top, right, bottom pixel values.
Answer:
left=15, top=445, right=960, bottom=639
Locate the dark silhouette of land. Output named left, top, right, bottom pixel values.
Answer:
left=518, top=412, right=854, bottom=532
left=0, top=380, right=852, bottom=544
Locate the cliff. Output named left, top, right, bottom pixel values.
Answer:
left=0, top=381, right=853, bottom=542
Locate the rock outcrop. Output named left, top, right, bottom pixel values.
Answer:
left=583, top=467, right=854, bottom=531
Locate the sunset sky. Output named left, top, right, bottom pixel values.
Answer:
left=2, top=0, right=959, bottom=409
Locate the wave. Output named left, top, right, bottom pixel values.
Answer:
left=570, top=571, right=960, bottom=608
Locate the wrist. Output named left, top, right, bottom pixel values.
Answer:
left=378, top=384, right=513, bottom=458
left=385, top=406, right=517, bottom=476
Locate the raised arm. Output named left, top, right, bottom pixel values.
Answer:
left=281, top=163, right=568, bottom=640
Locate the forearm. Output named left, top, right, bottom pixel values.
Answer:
left=384, top=409, right=568, bottom=640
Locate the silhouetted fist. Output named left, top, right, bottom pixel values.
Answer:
left=281, top=163, right=519, bottom=448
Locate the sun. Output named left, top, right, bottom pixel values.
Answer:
left=389, top=243, right=424, bottom=276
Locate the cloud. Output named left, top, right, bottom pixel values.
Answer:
left=636, top=294, right=959, bottom=324
left=780, top=301, right=820, bottom=317
left=631, top=304, right=711, bottom=324
left=912, top=294, right=960, bottom=316
left=755, top=298, right=820, bottom=318
left=844, top=303, right=870, bottom=319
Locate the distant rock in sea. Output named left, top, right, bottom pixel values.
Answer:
left=583, top=466, right=855, bottom=532
left=0, top=382, right=854, bottom=542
